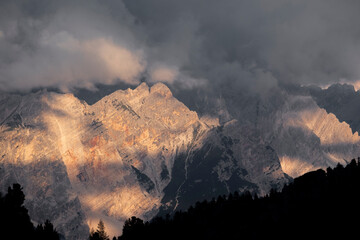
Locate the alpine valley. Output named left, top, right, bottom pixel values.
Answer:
left=1, top=82, right=359, bottom=239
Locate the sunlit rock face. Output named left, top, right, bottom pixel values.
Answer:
left=0, top=92, right=89, bottom=239
left=0, top=82, right=291, bottom=239
left=270, top=94, right=360, bottom=178
left=309, top=83, right=360, bottom=134
left=2, top=81, right=356, bottom=239
left=0, top=83, right=201, bottom=238
left=191, top=84, right=360, bottom=179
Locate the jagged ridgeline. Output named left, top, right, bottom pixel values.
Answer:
left=0, top=83, right=290, bottom=239
left=2, top=82, right=360, bottom=239
left=117, top=159, right=360, bottom=240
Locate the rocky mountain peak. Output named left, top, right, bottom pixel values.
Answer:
left=134, top=82, right=150, bottom=94
left=150, top=82, right=173, bottom=98
left=4, top=81, right=356, bottom=239
left=0, top=82, right=205, bottom=238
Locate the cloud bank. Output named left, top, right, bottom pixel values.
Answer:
left=0, top=0, right=145, bottom=91
left=1, top=0, right=360, bottom=93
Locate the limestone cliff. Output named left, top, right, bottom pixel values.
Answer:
left=2, top=82, right=353, bottom=239
left=271, top=95, right=360, bottom=178
left=0, top=83, right=201, bottom=238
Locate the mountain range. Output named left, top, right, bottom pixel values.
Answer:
left=0, top=82, right=359, bottom=239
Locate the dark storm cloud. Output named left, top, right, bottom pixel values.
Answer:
left=1, top=0, right=360, bottom=93
left=124, top=0, right=360, bottom=91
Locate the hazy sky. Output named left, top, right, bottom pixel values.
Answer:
left=1, top=0, right=360, bottom=93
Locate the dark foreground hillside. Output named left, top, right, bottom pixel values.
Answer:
left=118, top=159, right=360, bottom=240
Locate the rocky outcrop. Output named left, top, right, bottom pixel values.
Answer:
left=271, top=95, right=360, bottom=178
left=159, top=119, right=290, bottom=215
left=194, top=84, right=360, bottom=179
left=0, top=91, right=89, bottom=239
left=309, top=83, right=360, bottom=134
left=0, top=83, right=202, bottom=238
left=4, top=82, right=355, bottom=239
left=0, top=82, right=291, bottom=239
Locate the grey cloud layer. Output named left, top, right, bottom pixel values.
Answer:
left=125, top=0, right=360, bottom=89
left=1, top=0, right=360, bottom=92
left=0, top=0, right=144, bottom=91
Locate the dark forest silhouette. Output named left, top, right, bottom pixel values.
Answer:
left=114, top=158, right=360, bottom=240
left=0, top=183, right=60, bottom=240
left=5, top=159, right=360, bottom=240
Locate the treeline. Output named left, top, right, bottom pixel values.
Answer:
left=0, top=183, right=60, bottom=240
left=116, top=159, right=360, bottom=240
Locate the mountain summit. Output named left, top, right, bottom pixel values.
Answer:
left=1, top=82, right=358, bottom=239
left=0, top=82, right=200, bottom=238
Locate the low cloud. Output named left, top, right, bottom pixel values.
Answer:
left=1, top=0, right=360, bottom=94
left=124, top=0, right=360, bottom=91
left=149, top=65, right=178, bottom=84
left=0, top=0, right=145, bottom=91
left=2, top=32, right=145, bottom=91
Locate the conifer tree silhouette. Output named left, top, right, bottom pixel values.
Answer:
left=35, top=219, right=60, bottom=240
left=90, top=219, right=110, bottom=240
left=0, top=183, right=59, bottom=239
left=1, top=183, right=33, bottom=239
left=120, top=216, right=145, bottom=240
